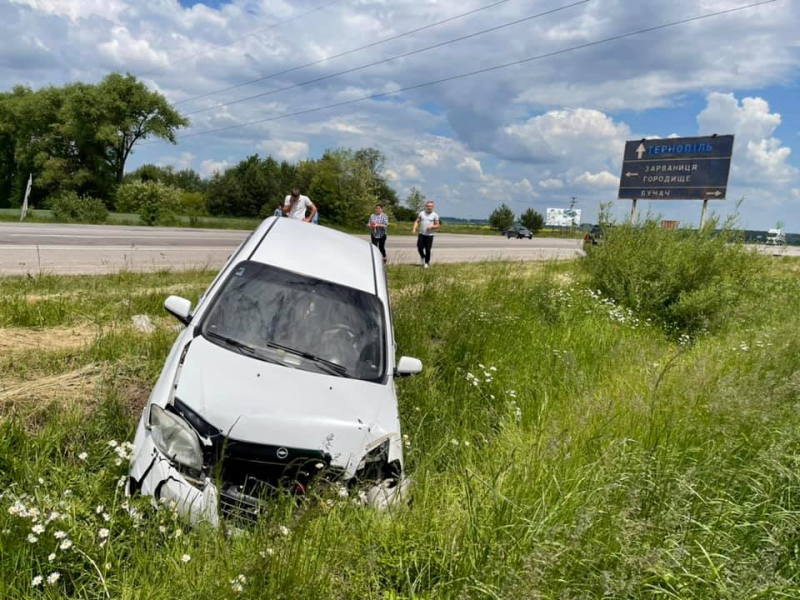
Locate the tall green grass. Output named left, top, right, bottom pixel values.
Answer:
left=1, top=260, right=800, bottom=598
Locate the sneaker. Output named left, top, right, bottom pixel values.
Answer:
left=424, top=263, right=429, bottom=269
left=419, top=258, right=425, bottom=267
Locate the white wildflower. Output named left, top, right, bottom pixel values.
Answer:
left=231, top=583, right=244, bottom=593
left=181, top=554, right=191, bottom=563
left=27, top=534, right=39, bottom=543
left=95, top=505, right=104, bottom=514
left=98, top=528, right=110, bottom=539
left=278, top=525, right=290, bottom=537
left=159, top=525, right=167, bottom=534
left=315, top=462, right=324, bottom=469
left=174, top=528, right=183, bottom=538
left=59, top=539, right=72, bottom=551
left=54, top=531, right=67, bottom=539
left=38, top=478, right=45, bottom=485
left=450, top=439, right=459, bottom=446
left=48, top=553, right=56, bottom=562
left=46, top=572, right=61, bottom=585
left=31, top=575, right=43, bottom=587
left=78, top=452, right=88, bottom=461
left=32, top=524, right=45, bottom=534
left=102, top=513, right=110, bottom=522
left=108, top=440, right=118, bottom=448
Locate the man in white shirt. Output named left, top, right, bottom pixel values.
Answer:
left=412, top=201, right=440, bottom=268
left=282, top=189, right=318, bottom=222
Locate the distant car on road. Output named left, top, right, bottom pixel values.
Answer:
left=502, top=225, right=533, bottom=239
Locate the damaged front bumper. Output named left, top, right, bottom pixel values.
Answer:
left=127, top=413, right=409, bottom=526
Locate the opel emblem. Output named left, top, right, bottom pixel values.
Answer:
left=276, top=447, right=289, bottom=460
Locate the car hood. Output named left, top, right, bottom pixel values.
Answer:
left=174, top=336, right=392, bottom=469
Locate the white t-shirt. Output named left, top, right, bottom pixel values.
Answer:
left=283, top=195, right=313, bottom=220
left=417, top=210, right=440, bottom=236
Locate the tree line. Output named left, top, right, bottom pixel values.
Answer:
left=489, top=203, right=545, bottom=232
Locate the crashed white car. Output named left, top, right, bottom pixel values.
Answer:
left=127, top=217, right=422, bottom=524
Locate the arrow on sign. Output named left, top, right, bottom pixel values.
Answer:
left=705, top=190, right=722, bottom=197
left=625, top=172, right=639, bottom=177
left=636, top=143, right=646, bottom=159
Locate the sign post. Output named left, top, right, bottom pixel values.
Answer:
left=618, top=135, right=734, bottom=225
left=629, top=198, right=637, bottom=224
left=20, top=173, right=32, bottom=222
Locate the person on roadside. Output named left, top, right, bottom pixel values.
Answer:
left=273, top=204, right=283, bottom=218
left=368, top=203, right=389, bottom=263
left=312, top=211, right=319, bottom=224
left=412, top=200, right=440, bottom=268
left=282, top=188, right=317, bottom=222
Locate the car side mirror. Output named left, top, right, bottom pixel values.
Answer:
left=395, top=356, right=423, bottom=377
left=164, top=295, right=192, bottom=325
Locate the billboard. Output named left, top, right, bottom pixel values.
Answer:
left=546, top=208, right=581, bottom=227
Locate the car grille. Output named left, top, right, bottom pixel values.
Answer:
left=212, top=437, right=336, bottom=522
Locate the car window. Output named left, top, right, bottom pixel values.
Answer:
left=199, top=261, right=386, bottom=382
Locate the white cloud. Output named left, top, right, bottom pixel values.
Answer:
left=697, top=92, right=798, bottom=184
left=11, top=0, right=126, bottom=22
left=399, top=164, right=422, bottom=180
left=256, top=140, right=309, bottom=162
left=199, top=159, right=230, bottom=177
left=457, top=156, right=484, bottom=181
left=573, top=171, right=619, bottom=188
left=539, top=178, right=565, bottom=189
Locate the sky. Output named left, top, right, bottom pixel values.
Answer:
left=1, top=0, right=799, bottom=228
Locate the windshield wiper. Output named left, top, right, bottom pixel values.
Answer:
left=265, top=341, right=353, bottom=378
left=204, top=331, right=282, bottom=366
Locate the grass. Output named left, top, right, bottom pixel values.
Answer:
left=2, top=258, right=800, bottom=598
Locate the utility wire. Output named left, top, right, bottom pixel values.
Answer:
left=139, top=0, right=345, bottom=77
left=183, top=0, right=589, bottom=116
left=174, top=0, right=513, bottom=106
left=151, top=0, right=776, bottom=144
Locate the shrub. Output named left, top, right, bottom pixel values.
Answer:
left=581, top=216, right=766, bottom=335
left=520, top=208, right=544, bottom=233
left=179, top=191, right=208, bottom=226
left=489, top=203, right=515, bottom=230
left=48, top=191, right=108, bottom=224
left=115, top=181, right=180, bottom=226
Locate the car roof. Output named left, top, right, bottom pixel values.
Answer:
left=249, top=217, right=378, bottom=294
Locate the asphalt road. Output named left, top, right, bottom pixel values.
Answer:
left=0, top=223, right=585, bottom=275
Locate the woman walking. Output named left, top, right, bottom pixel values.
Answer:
left=369, top=204, right=389, bottom=263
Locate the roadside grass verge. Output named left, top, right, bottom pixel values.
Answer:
left=1, top=259, right=799, bottom=598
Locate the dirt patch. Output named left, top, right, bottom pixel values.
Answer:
left=0, top=324, right=100, bottom=353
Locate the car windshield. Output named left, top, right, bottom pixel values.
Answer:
left=199, top=261, right=386, bottom=382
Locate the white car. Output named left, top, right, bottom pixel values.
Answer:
left=127, top=217, right=422, bottom=524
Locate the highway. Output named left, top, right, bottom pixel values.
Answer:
left=0, top=223, right=585, bottom=275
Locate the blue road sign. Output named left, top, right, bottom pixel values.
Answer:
left=618, top=135, right=734, bottom=200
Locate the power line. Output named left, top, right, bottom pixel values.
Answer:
left=174, top=0, right=513, bottom=106
left=183, top=1, right=589, bottom=117
left=150, top=0, right=777, bottom=144
left=139, top=0, right=345, bottom=77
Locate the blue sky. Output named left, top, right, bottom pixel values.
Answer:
left=2, top=0, right=799, bottom=228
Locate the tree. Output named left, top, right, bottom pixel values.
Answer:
left=520, top=208, right=544, bottom=233
left=90, top=73, right=190, bottom=184
left=489, top=203, right=515, bottom=230
left=406, top=187, right=425, bottom=214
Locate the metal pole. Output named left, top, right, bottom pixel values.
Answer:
left=700, top=199, right=708, bottom=228
left=629, top=198, right=637, bottom=224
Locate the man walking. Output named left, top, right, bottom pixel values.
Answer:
left=412, top=201, right=440, bottom=268
left=368, top=203, right=389, bottom=263
left=282, top=188, right=317, bottom=222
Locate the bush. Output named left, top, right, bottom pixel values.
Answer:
left=115, top=181, right=180, bottom=226
left=48, top=191, right=109, bottom=224
left=581, top=216, right=766, bottom=335
left=179, top=191, right=208, bottom=226
left=489, top=203, right=515, bottom=230
left=520, top=208, right=544, bottom=233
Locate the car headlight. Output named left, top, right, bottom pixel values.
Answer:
left=149, top=404, right=203, bottom=473
left=354, top=438, right=391, bottom=483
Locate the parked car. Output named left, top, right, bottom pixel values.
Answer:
left=582, top=224, right=606, bottom=251
left=502, top=225, right=533, bottom=239
left=127, top=217, right=422, bottom=524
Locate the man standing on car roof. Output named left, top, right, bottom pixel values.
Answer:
left=282, top=188, right=318, bottom=223
left=412, top=201, right=440, bottom=268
